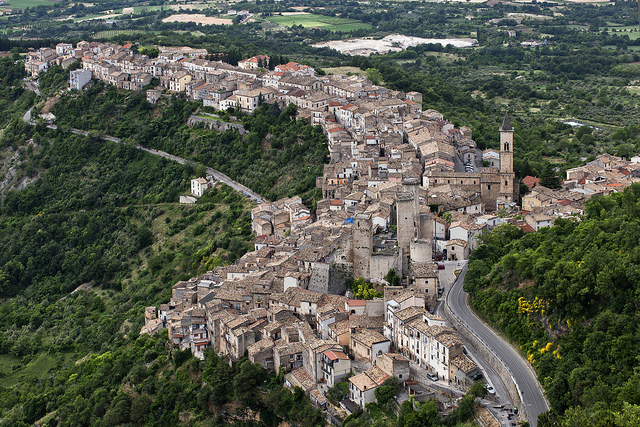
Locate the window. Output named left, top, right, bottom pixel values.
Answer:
left=488, top=185, right=491, bottom=190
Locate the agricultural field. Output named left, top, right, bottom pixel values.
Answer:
left=322, top=66, right=365, bottom=75
left=0, top=353, right=60, bottom=388
left=162, top=13, right=232, bottom=25
left=264, top=13, right=371, bottom=32
left=0, top=0, right=55, bottom=9
left=604, top=25, right=640, bottom=40
left=73, top=12, right=122, bottom=22
left=126, top=3, right=215, bottom=13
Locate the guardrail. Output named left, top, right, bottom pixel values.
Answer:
left=443, top=263, right=528, bottom=424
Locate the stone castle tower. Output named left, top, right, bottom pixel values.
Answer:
left=499, top=112, right=515, bottom=202
left=352, top=213, right=373, bottom=279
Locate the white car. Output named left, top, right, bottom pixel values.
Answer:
left=486, top=385, right=495, bottom=395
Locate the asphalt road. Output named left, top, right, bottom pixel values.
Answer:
left=447, top=263, right=549, bottom=427
left=21, top=78, right=267, bottom=205
left=135, top=145, right=267, bottom=205
left=30, top=120, right=268, bottom=205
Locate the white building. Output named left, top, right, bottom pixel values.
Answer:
left=321, top=350, right=351, bottom=387
left=191, top=178, right=209, bottom=197
left=69, top=69, right=92, bottom=91
left=349, top=365, right=389, bottom=408
left=56, top=43, right=73, bottom=56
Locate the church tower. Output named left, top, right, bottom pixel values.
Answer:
left=499, top=112, right=515, bottom=202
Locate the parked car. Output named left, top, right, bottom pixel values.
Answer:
left=427, top=373, right=439, bottom=381
left=486, top=385, right=495, bottom=395
left=437, top=263, right=445, bottom=270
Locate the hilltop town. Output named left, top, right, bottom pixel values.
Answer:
left=26, top=41, right=640, bottom=423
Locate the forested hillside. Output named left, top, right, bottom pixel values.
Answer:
left=464, top=185, right=640, bottom=425
left=0, top=50, right=338, bottom=425
left=0, top=119, right=267, bottom=424
left=45, top=75, right=328, bottom=203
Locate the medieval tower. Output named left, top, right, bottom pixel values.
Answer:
left=352, top=213, right=373, bottom=280
left=499, top=112, right=515, bottom=202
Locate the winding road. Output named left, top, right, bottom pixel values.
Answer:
left=447, top=264, right=549, bottom=427
left=23, top=107, right=267, bottom=205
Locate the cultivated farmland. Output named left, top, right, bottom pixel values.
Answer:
left=264, top=13, right=371, bottom=32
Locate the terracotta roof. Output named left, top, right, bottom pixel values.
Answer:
left=450, top=354, right=477, bottom=373
left=349, top=371, right=377, bottom=392
left=289, top=367, right=315, bottom=391
left=447, top=239, right=468, bottom=248
left=394, top=306, right=426, bottom=322
left=522, top=175, right=540, bottom=190
left=330, top=319, right=349, bottom=335
left=351, top=329, right=389, bottom=347
left=349, top=365, right=390, bottom=392
left=412, top=263, right=439, bottom=278
left=516, top=222, right=535, bottom=233
left=247, top=338, right=275, bottom=356
left=324, top=350, right=349, bottom=361
left=309, top=388, right=326, bottom=405
left=380, top=352, right=409, bottom=362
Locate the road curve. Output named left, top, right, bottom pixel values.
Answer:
left=447, top=264, right=549, bottom=427
left=35, top=123, right=267, bottom=205
left=22, top=81, right=267, bottom=205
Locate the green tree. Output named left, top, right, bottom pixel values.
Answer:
left=384, top=268, right=402, bottom=286
left=540, top=162, right=561, bottom=189
left=352, top=278, right=382, bottom=300
left=233, top=360, right=267, bottom=405
left=374, top=377, right=399, bottom=405
left=194, top=163, right=207, bottom=178
left=365, top=68, right=383, bottom=85
left=131, top=394, right=152, bottom=424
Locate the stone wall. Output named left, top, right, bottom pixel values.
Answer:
left=328, top=263, right=351, bottom=295
left=308, top=262, right=330, bottom=294
left=352, top=214, right=373, bottom=280
left=369, top=248, right=402, bottom=283
left=410, top=239, right=432, bottom=264
left=308, top=262, right=351, bottom=295
left=443, top=295, right=525, bottom=420
left=187, top=115, right=246, bottom=134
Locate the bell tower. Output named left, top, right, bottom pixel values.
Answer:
left=499, top=112, right=514, bottom=201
